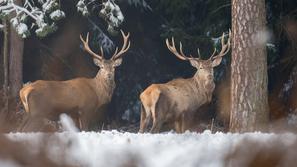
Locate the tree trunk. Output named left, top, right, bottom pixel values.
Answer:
left=9, top=26, right=24, bottom=98
left=3, top=19, right=9, bottom=115
left=8, top=0, right=24, bottom=117
left=230, top=0, right=269, bottom=132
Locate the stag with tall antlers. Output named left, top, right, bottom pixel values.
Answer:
left=19, top=30, right=131, bottom=132
left=139, top=30, right=231, bottom=133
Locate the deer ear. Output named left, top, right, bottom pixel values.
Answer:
left=113, top=58, right=122, bottom=67
left=189, top=59, right=199, bottom=67
left=93, top=59, right=103, bottom=68
left=212, top=57, right=223, bottom=67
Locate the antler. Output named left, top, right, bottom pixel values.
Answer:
left=111, top=30, right=131, bottom=60
left=209, top=29, right=231, bottom=60
left=166, top=37, right=196, bottom=61
left=80, top=33, right=104, bottom=60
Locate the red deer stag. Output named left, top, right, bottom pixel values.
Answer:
left=139, top=31, right=231, bottom=133
left=19, top=30, right=131, bottom=132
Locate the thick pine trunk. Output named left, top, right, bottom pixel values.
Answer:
left=3, top=19, right=9, bottom=115
left=230, top=0, right=269, bottom=132
left=7, top=0, right=24, bottom=120
left=9, top=25, right=24, bottom=99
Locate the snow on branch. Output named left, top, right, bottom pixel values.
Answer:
left=100, top=0, right=124, bottom=35
left=0, top=0, right=65, bottom=38
left=77, top=0, right=124, bottom=35
left=76, top=0, right=90, bottom=16
left=126, top=0, right=152, bottom=11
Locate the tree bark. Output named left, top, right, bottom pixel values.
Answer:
left=9, top=26, right=24, bottom=98
left=230, top=0, right=269, bottom=132
left=3, top=19, right=9, bottom=115
left=8, top=0, right=24, bottom=117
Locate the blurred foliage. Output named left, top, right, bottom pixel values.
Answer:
left=150, top=0, right=231, bottom=58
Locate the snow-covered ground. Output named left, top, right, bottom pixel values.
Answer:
left=2, top=130, right=296, bottom=167
left=1, top=115, right=296, bottom=167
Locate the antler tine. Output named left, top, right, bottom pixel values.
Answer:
left=209, top=47, right=217, bottom=60
left=80, top=33, right=103, bottom=60
left=179, top=42, right=188, bottom=58
left=210, top=30, right=231, bottom=60
left=219, top=31, right=231, bottom=56
left=165, top=37, right=193, bottom=61
left=197, top=48, right=202, bottom=59
left=100, top=47, right=105, bottom=58
left=165, top=38, right=185, bottom=60
left=111, top=30, right=131, bottom=60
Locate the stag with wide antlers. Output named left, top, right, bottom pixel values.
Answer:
left=139, top=30, right=231, bottom=133
left=19, top=30, right=131, bottom=132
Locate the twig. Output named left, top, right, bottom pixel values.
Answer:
left=210, top=118, right=215, bottom=133
left=101, top=123, right=105, bottom=131
left=210, top=3, right=231, bottom=15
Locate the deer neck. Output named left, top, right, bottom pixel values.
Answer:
left=93, top=71, right=116, bottom=102
left=192, top=71, right=215, bottom=102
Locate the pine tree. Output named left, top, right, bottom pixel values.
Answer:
left=230, top=0, right=269, bottom=132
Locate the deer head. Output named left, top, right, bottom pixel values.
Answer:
left=80, top=30, right=130, bottom=80
left=166, top=30, right=231, bottom=81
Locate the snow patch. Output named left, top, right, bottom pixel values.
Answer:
left=253, top=29, right=272, bottom=46
left=50, top=9, right=65, bottom=21
left=59, top=114, right=79, bottom=132
left=4, top=131, right=297, bottom=167
left=0, top=159, right=21, bottom=167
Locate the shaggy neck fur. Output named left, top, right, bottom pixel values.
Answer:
left=93, top=71, right=116, bottom=103
left=192, top=71, right=215, bottom=102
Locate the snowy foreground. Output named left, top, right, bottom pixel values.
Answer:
left=3, top=130, right=297, bottom=167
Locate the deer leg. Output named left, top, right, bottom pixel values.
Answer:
left=142, top=111, right=152, bottom=133
left=18, top=113, right=30, bottom=132
left=42, top=118, right=59, bottom=132
left=139, top=104, right=152, bottom=133
left=181, top=114, right=186, bottom=133
left=22, top=115, right=44, bottom=132
left=150, top=118, right=163, bottom=133
left=78, top=109, right=91, bottom=131
left=139, top=105, right=147, bottom=133
left=150, top=110, right=163, bottom=133
left=150, top=119, right=157, bottom=133
left=79, top=118, right=88, bottom=131
left=68, top=111, right=82, bottom=131
left=78, top=117, right=83, bottom=131
left=174, top=115, right=183, bottom=133
left=174, top=120, right=181, bottom=133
